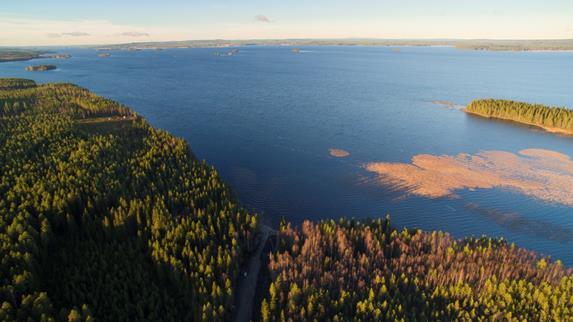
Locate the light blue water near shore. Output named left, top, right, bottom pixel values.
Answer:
left=2, top=46, right=573, bottom=264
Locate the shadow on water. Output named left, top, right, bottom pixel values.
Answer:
left=465, top=202, right=573, bottom=243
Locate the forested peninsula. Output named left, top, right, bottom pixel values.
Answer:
left=0, top=49, right=43, bottom=63
left=0, top=79, right=258, bottom=321
left=466, top=99, right=573, bottom=135
left=1, top=79, right=572, bottom=321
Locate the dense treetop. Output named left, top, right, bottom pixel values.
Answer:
left=0, top=81, right=132, bottom=118
left=0, top=79, right=37, bottom=91
left=261, top=218, right=573, bottom=321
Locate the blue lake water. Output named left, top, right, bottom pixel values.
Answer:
left=2, top=46, right=572, bottom=264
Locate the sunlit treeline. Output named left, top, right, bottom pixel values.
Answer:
left=466, top=99, right=573, bottom=132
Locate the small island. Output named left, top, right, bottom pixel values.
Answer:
left=25, top=64, right=57, bottom=72
left=98, top=53, right=111, bottom=58
left=465, top=99, right=573, bottom=135
left=43, top=54, right=71, bottom=59
left=292, top=48, right=301, bottom=53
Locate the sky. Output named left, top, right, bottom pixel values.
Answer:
left=1, top=0, right=572, bottom=46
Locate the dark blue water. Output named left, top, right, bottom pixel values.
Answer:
left=2, top=46, right=572, bottom=264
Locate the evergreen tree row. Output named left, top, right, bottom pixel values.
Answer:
left=466, top=99, right=573, bottom=133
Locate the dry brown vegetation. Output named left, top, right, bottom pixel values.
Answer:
left=261, top=218, right=573, bottom=321
left=365, top=149, right=573, bottom=206
left=329, top=148, right=350, bottom=158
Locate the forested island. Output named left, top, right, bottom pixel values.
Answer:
left=0, top=78, right=572, bottom=321
left=466, top=99, right=573, bottom=135
left=25, top=64, right=57, bottom=71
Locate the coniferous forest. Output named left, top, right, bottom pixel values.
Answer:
left=0, top=79, right=257, bottom=321
left=1, top=79, right=572, bottom=321
left=465, top=99, right=573, bottom=134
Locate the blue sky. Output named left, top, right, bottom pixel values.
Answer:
left=1, top=0, right=572, bottom=45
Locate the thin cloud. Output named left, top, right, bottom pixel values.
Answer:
left=119, top=31, right=150, bottom=37
left=61, top=32, right=90, bottom=37
left=45, top=32, right=90, bottom=38
left=254, top=15, right=271, bottom=23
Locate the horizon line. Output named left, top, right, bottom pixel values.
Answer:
left=3, top=37, right=573, bottom=48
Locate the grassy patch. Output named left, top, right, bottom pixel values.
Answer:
left=73, top=117, right=137, bottom=136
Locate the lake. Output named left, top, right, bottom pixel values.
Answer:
left=2, top=46, right=572, bottom=265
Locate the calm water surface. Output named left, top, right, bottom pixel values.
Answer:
left=2, top=46, right=572, bottom=264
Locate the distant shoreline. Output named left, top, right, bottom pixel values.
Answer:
left=0, top=51, right=42, bottom=63
left=90, top=38, right=573, bottom=52
left=3, top=39, right=573, bottom=56
left=0, top=49, right=57, bottom=63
